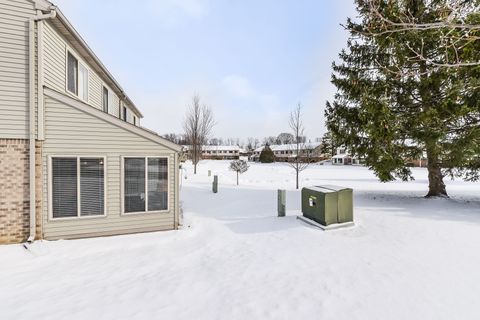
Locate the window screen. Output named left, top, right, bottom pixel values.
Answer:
left=148, top=158, right=168, bottom=211
left=80, top=158, right=104, bottom=216
left=124, top=158, right=146, bottom=213
left=67, top=52, right=78, bottom=95
left=52, top=158, right=77, bottom=218
left=102, top=87, right=109, bottom=113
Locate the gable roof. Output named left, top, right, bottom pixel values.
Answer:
left=32, top=0, right=143, bottom=118
left=44, top=87, right=182, bottom=152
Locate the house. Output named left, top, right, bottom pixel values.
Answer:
left=251, top=143, right=325, bottom=162
left=184, top=145, right=240, bottom=160
left=0, top=0, right=182, bottom=244
left=332, top=147, right=361, bottom=165
left=202, top=145, right=240, bottom=160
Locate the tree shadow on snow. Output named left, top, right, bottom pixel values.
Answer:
left=354, top=190, right=480, bottom=225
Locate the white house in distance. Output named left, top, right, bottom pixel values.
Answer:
left=0, top=0, right=182, bottom=244
left=202, top=145, right=240, bottom=160
left=332, top=147, right=361, bottom=165
left=251, top=142, right=324, bottom=162
left=183, top=145, right=240, bottom=160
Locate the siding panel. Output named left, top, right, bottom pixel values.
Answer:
left=0, top=0, right=34, bottom=138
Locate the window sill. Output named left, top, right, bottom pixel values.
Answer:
left=49, top=214, right=107, bottom=222
left=121, top=210, right=170, bottom=216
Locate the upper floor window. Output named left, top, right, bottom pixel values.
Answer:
left=67, top=51, right=88, bottom=101
left=133, top=115, right=137, bottom=126
left=102, top=86, right=109, bottom=113
left=122, top=106, right=127, bottom=121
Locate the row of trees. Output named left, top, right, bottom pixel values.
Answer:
left=164, top=132, right=313, bottom=151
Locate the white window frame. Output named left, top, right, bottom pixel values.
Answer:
left=65, top=48, right=89, bottom=103
left=48, top=155, right=107, bottom=221
left=120, top=156, right=170, bottom=215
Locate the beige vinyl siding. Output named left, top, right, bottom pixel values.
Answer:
left=89, top=72, right=102, bottom=109
left=43, top=21, right=65, bottom=93
left=42, top=96, right=177, bottom=239
left=0, top=0, right=35, bottom=138
left=110, top=89, right=119, bottom=116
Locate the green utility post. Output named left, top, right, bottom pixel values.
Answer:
left=278, top=189, right=286, bottom=217
left=212, top=175, right=218, bottom=193
left=208, top=170, right=211, bottom=177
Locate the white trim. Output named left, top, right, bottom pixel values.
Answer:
left=48, top=155, right=108, bottom=221
left=121, top=156, right=170, bottom=215
left=43, top=87, right=183, bottom=152
left=38, top=19, right=45, bottom=140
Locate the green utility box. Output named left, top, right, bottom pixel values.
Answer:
left=301, top=185, right=353, bottom=226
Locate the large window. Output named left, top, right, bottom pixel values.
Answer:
left=51, top=157, right=105, bottom=219
left=67, top=51, right=88, bottom=101
left=123, top=157, right=168, bottom=213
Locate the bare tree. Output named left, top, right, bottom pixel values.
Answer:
left=229, top=160, right=249, bottom=185
left=277, top=132, right=295, bottom=145
left=352, top=0, right=480, bottom=68
left=183, top=94, right=215, bottom=174
left=287, top=103, right=310, bottom=189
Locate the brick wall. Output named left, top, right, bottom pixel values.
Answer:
left=0, top=139, right=42, bottom=244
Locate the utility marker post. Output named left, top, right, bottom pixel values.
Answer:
left=278, top=189, right=286, bottom=217
left=212, top=175, right=218, bottom=193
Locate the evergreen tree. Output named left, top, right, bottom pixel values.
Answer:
left=259, top=144, right=275, bottom=163
left=326, top=0, right=480, bottom=197
left=319, top=131, right=337, bottom=158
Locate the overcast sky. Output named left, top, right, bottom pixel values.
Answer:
left=52, top=0, right=357, bottom=141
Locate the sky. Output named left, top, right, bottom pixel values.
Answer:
left=52, top=0, right=358, bottom=141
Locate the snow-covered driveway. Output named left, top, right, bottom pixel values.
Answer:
left=1, top=161, right=479, bottom=320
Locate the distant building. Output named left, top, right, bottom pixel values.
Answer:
left=184, top=145, right=240, bottom=160
left=251, top=143, right=325, bottom=162
left=332, top=147, right=361, bottom=165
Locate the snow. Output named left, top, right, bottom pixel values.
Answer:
left=1, top=161, right=480, bottom=320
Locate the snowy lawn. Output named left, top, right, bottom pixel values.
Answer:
left=1, top=160, right=480, bottom=320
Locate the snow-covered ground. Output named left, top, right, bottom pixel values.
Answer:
left=1, top=161, right=480, bottom=320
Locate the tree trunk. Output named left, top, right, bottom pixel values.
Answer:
left=296, top=169, right=299, bottom=190
left=237, top=172, right=239, bottom=185
left=194, top=162, right=197, bottom=174
left=425, top=142, right=448, bottom=198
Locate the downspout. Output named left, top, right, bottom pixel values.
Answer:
left=27, top=8, right=56, bottom=243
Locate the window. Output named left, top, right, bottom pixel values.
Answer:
left=51, top=157, right=105, bottom=219
left=102, top=86, right=109, bottom=113
left=122, top=106, right=127, bottom=121
left=67, top=51, right=88, bottom=101
left=133, top=116, right=136, bottom=126
left=67, top=52, right=77, bottom=95
left=123, top=157, right=168, bottom=213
